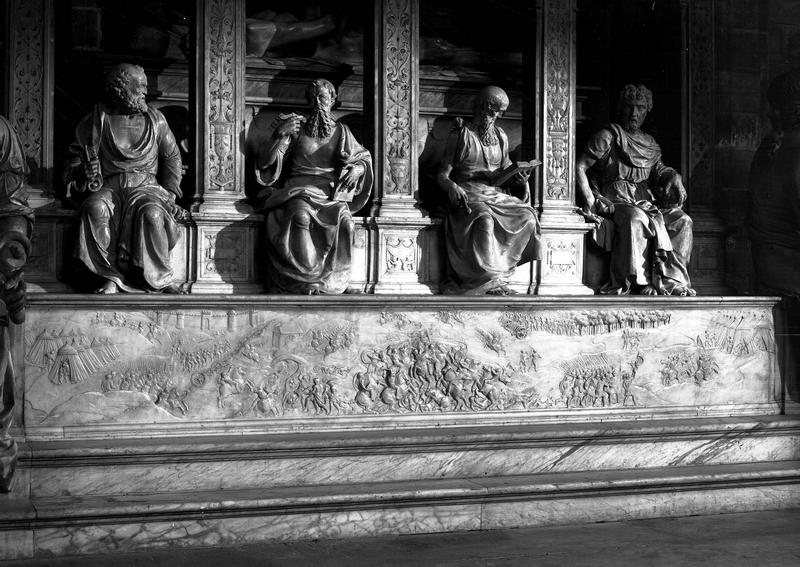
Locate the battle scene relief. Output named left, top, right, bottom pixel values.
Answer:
left=22, top=305, right=779, bottom=428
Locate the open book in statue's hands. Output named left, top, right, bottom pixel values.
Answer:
left=493, top=159, right=542, bottom=187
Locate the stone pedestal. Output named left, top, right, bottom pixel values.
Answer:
left=191, top=212, right=263, bottom=294
left=537, top=0, right=594, bottom=295
left=690, top=206, right=733, bottom=295
left=0, top=294, right=794, bottom=559
left=372, top=218, right=441, bottom=295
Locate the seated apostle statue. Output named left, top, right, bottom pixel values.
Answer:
left=64, top=63, right=187, bottom=294
left=435, top=85, right=542, bottom=295
left=254, top=78, right=373, bottom=294
left=576, top=84, right=694, bottom=296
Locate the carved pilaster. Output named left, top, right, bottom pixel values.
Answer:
left=688, top=0, right=714, bottom=209
left=193, top=0, right=261, bottom=293
left=686, top=0, right=728, bottom=294
left=197, top=0, right=245, bottom=209
left=374, top=0, right=419, bottom=218
left=371, top=0, right=431, bottom=294
left=538, top=0, right=592, bottom=295
left=6, top=0, right=54, bottom=205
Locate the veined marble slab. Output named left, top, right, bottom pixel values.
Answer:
left=22, top=296, right=781, bottom=437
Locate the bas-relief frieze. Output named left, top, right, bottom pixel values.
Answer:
left=22, top=306, right=777, bottom=428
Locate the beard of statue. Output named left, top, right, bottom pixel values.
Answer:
left=304, top=103, right=336, bottom=139
left=478, top=115, right=499, bottom=146
left=113, top=86, right=147, bottom=115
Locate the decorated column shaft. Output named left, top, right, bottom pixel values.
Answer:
left=193, top=0, right=261, bottom=293
left=537, top=0, right=592, bottom=295
left=371, top=0, right=439, bottom=294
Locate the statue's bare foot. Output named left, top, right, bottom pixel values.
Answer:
left=95, top=280, right=119, bottom=294
left=162, top=283, right=188, bottom=294
left=344, top=286, right=363, bottom=295
left=672, top=286, right=696, bottom=297
left=487, top=284, right=516, bottom=296
left=639, top=285, right=659, bottom=296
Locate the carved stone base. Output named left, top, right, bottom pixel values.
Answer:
left=1, top=416, right=798, bottom=559
left=539, top=214, right=594, bottom=295
left=372, top=218, right=442, bottom=294
left=0, top=294, right=788, bottom=557
left=19, top=295, right=781, bottom=438
left=191, top=212, right=264, bottom=294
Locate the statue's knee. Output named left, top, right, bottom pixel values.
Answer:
left=82, top=198, right=110, bottom=221
left=292, top=209, right=312, bottom=228
left=140, top=206, right=165, bottom=227
left=615, top=208, right=647, bottom=230
left=475, top=215, right=494, bottom=233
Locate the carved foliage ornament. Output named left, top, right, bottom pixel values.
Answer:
left=544, top=1, right=571, bottom=201
left=208, top=0, right=235, bottom=191
left=384, top=0, right=412, bottom=195
left=689, top=0, right=713, bottom=201
left=11, top=0, right=44, bottom=176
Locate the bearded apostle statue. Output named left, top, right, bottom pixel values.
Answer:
left=576, top=84, right=694, bottom=296
left=435, top=85, right=542, bottom=295
left=254, top=78, right=373, bottom=294
left=64, top=63, right=188, bottom=294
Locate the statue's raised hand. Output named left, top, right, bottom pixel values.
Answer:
left=275, top=113, right=306, bottom=140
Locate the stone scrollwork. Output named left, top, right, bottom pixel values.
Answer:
left=545, top=137, right=569, bottom=201
left=545, top=238, right=578, bottom=276
left=689, top=0, right=713, bottom=204
left=544, top=0, right=572, bottom=202
left=383, top=0, right=412, bottom=197
left=11, top=0, right=45, bottom=182
left=207, top=0, right=236, bottom=192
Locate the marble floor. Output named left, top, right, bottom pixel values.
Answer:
left=6, top=509, right=800, bottom=566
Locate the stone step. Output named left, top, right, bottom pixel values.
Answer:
left=18, top=415, right=800, bottom=498
left=3, top=460, right=799, bottom=559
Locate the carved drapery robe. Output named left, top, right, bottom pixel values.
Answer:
left=256, top=122, right=372, bottom=294
left=65, top=105, right=183, bottom=291
left=585, top=124, right=692, bottom=294
left=0, top=115, right=33, bottom=492
left=441, top=124, right=541, bottom=294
